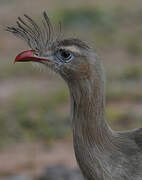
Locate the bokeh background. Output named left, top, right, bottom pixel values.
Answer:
left=0, top=0, right=142, bottom=179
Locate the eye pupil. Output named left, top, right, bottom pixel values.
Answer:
left=60, top=50, right=70, bottom=59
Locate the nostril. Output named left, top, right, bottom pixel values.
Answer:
left=34, top=51, right=39, bottom=56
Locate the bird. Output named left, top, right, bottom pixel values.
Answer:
left=6, top=12, right=142, bottom=180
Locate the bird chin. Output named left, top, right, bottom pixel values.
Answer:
left=32, top=61, right=59, bottom=75
left=31, top=62, right=47, bottom=72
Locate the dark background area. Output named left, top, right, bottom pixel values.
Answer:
left=0, top=0, right=142, bottom=179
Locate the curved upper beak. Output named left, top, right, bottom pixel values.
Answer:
left=14, top=50, right=50, bottom=63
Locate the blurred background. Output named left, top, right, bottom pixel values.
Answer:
left=0, top=0, right=142, bottom=179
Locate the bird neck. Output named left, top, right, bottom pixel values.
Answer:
left=67, top=63, right=114, bottom=179
left=68, top=66, right=112, bottom=146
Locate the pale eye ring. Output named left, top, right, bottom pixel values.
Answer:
left=56, top=49, right=73, bottom=63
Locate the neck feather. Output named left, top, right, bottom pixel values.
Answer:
left=67, top=61, right=114, bottom=179
left=68, top=62, right=112, bottom=146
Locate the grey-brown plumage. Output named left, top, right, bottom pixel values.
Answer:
left=7, top=12, right=142, bottom=180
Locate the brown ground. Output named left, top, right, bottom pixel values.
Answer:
left=0, top=139, right=77, bottom=178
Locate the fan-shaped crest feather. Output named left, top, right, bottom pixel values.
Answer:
left=6, top=11, right=61, bottom=53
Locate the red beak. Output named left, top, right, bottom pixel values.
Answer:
left=14, top=50, right=49, bottom=63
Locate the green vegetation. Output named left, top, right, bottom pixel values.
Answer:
left=55, top=7, right=116, bottom=30
left=0, top=87, right=70, bottom=146
left=125, top=35, right=142, bottom=56
left=106, top=106, right=142, bottom=130
left=108, top=65, right=142, bottom=81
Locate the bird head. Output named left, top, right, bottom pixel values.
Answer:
left=7, top=12, right=97, bottom=82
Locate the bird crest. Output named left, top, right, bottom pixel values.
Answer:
left=6, top=11, right=62, bottom=54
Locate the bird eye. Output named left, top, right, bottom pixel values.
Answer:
left=56, top=49, right=73, bottom=63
